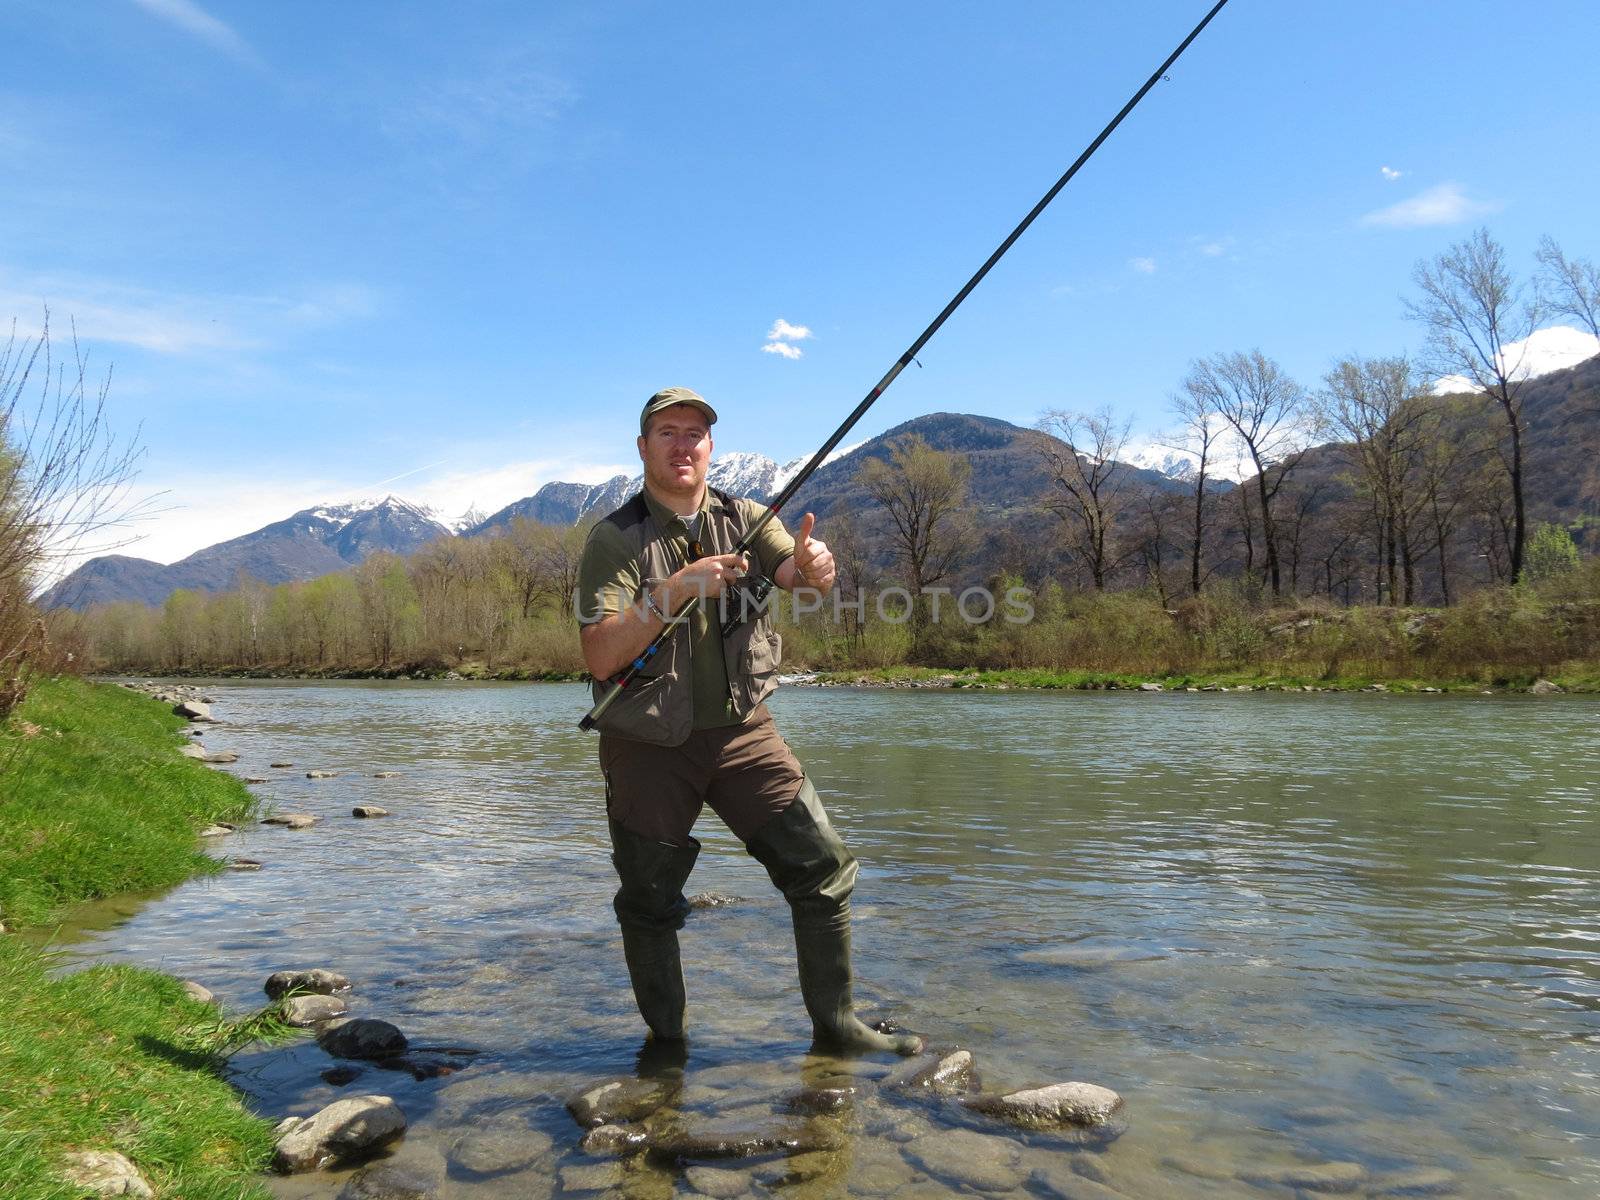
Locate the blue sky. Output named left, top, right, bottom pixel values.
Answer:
left=5, top=0, right=1598, bottom=567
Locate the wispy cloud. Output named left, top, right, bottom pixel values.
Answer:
left=761, top=341, right=804, bottom=360
left=0, top=268, right=381, bottom=355
left=1360, top=182, right=1498, bottom=229
left=128, top=0, right=258, bottom=65
left=394, top=52, right=574, bottom=149
left=1380, top=165, right=1403, bottom=181
left=1129, top=257, right=1157, bottom=274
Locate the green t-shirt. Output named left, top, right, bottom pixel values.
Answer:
left=577, top=488, right=796, bottom=728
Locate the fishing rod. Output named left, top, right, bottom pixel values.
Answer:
left=581, top=0, right=1230, bottom=732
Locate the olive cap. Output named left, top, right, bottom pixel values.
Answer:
left=640, top=386, right=718, bottom=435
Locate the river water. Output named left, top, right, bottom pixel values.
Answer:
left=59, top=681, right=1600, bottom=1198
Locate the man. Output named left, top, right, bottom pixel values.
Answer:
left=576, top=386, right=920, bottom=1056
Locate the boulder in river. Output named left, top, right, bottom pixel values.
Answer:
left=579, top=1123, right=651, bottom=1157
left=881, top=1048, right=978, bottom=1095
left=687, top=893, right=739, bottom=909
left=373, top=771, right=401, bottom=779
left=271, top=762, right=295, bottom=768
left=449, top=1122, right=555, bottom=1174
left=353, top=805, right=390, bottom=818
left=284, top=994, right=350, bottom=1026
left=647, top=1119, right=845, bottom=1164
left=265, top=968, right=352, bottom=998
left=272, top=1095, right=406, bottom=1173
left=307, top=770, right=340, bottom=779
left=566, top=1075, right=675, bottom=1128
left=336, top=1158, right=441, bottom=1200
left=963, top=1081, right=1123, bottom=1129
left=60, top=1149, right=154, bottom=1198
left=262, top=813, right=318, bottom=829
left=318, top=1018, right=409, bottom=1060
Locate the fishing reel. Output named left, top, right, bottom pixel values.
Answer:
left=720, top=572, right=776, bottom=637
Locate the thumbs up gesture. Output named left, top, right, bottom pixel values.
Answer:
left=792, top=512, right=836, bottom=592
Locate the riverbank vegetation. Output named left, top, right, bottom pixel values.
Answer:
left=1, top=677, right=276, bottom=1200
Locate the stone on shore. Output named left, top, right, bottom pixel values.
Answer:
left=173, top=699, right=212, bottom=720
left=566, top=1076, right=675, bottom=1128
left=200, top=750, right=239, bottom=763
left=1529, top=678, right=1563, bottom=695
left=60, top=1149, right=154, bottom=1198
left=199, top=824, right=233, bottom=837
left=272, top=1095, right=406, bottom=1172
left=265, top=968, right=352, bottom=998
left=963, top=1081, right=1123, bottom=1129
left=181, top=980, right=215, bottom=1005
left=353, top=805, right=390, bottom=818
left=284, top=994, right=350, bottom=1026
left=881, top=1048, right=977, bottom=1095
left=1238, top=1161, right=1368, bottom=1193
left=179, top=744, right=207, bottom=759
left=318, top=1018, right=408, bottom=1060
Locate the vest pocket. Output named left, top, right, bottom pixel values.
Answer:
left=745, top=629, right=782, bottom=677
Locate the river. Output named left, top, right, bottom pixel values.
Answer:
left=59, top=681, right=1600, bottom=1198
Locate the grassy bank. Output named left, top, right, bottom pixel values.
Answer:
left=1, top=677, right=276, bottom=1200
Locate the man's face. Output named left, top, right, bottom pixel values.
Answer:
left=637, top=404, right=712, bottom=499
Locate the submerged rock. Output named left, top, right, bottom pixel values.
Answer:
left=964, top=1082, right=1123, bottom=1129
left=902, top=1128, right=1025, bottom=1193
left=684, top=1165, right=757, bottom=1198
left=322, top=1065, right=363, bottom=1086
left=687, top=893, right=739, bottom=909
left=307, top=770, right=340, bottom=779
left=881, top=1048, right=977, bottom=1095
left=266, top=968, right=353, bottom=999
left=566, top=1076, right=675, bottom=1128
left=319, top=1018, right=408, bottom=1060
left=336, top=1160, right=440, bottom=1200
left=783, top=1083, right=861, bottom=1114
left=450, top=1122, right=554, bottom=1174
left=272, top=1095, right=406, bottom=1172
left=1238, top=1161, right=1367, bottom=1193
left=1368, top=1167, right=1460, bottom=1195
left=61, top=1149, right=153, bottom=1198
left=270, top=761, right=295, bottom=768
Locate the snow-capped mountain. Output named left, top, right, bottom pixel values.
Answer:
left=39, top=496, right=453, bottom=610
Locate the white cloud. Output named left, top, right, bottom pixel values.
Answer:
left=1129, top=257, right=1157, bottom=274
left=1432, top=324, right=1600, bottom=394
left=766, top=318, right=813, bottom=342
left=1197, top=241, right=1226, bottom=257
left=1360, top=182, right=1497, bottom=228
left=1380, top=165, right=1403, bottom=181
left=128, top=0, right=257, bottom=63
left=761, top=341, right=804, bottom=360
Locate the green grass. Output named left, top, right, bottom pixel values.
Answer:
left=0, top=942, right=279, bottom=1200
left=1, top=677, right=257, bottom=927
left=1, top=678, right=279, bottom=1200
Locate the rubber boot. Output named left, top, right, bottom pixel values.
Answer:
left=610, top=819, right=700, bottom=1042
left=745, top=780, right=922, bottom=1056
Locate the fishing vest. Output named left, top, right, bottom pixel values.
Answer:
left=588, top=486, right=783, bottom=746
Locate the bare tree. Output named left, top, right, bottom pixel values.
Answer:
left=1317, top=355, right=1430, bottom=603
left=825, top=511, right=871, bottom=651
left=1169, top=381, right=1221, bottom=595
left=1406, top=228, right=1541, bottom=582
left=1535, top=235, right=1600, bottom=339
left=1, top=314, right=146, bottom=713
left=1182, top=350, right=1307, bottom=597
left=1033, top=406, right=1134, bottom=590
left=857, top=436, right=971, bottom=645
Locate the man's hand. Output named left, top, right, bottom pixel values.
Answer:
left=665, top=553, right=749, bottom=609
left=786, top=512, right=836, bottom=592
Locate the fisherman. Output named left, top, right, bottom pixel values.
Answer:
left=576, top=386, right=921, bottom=1056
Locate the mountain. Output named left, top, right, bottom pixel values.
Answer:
left=40, top=496, right=452, bottom=610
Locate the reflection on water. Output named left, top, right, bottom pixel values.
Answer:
left=60, top=681, right=1600, bottom=1197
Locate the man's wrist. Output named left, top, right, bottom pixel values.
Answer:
left=643, top=585, right=669, bottom=622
